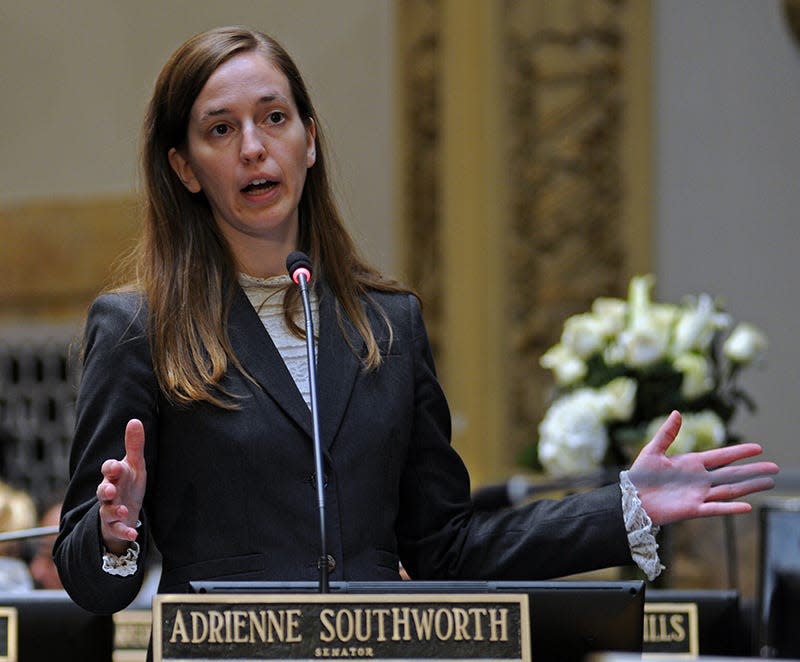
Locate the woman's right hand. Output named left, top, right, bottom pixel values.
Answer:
left=96, top=418, right=147, bottom=555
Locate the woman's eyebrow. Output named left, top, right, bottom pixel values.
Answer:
left=199, top=94, right=291, bottom=122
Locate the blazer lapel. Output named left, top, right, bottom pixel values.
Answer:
left=316, top=286, right=362, bottom=451
left=227, top=286, right=313, bottom=438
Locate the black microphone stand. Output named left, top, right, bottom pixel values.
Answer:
left=288, top=252, right=329, bottom=593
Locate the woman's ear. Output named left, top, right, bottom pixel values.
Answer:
left=306, top=118, right=317, bottom=168
left=168, top=147, right=202, bottom=193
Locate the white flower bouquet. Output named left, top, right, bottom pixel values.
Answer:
left=534, top=275, right=767, bottom=477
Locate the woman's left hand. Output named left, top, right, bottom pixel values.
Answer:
left=628, top=411, right=779, bottom=526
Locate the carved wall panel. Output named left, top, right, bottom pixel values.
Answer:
left=396, top=0, right=444, bottom=358
left=398, top=0, right=638, bottom=461
left=0, top=196, right=139, bottom=322
left=503, top=0, right=631, bottom=456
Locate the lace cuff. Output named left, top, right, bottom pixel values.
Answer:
left=101, top=519, right=142, bottom=577
left=102, top=541, right=140, bottom=577
left=620, top=470, right=664, bottom=581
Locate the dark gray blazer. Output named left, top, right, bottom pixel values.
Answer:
left=54, top=284, right=631, bottom=615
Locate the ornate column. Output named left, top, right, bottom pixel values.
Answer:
left=396, top=0, right=652, bottom=483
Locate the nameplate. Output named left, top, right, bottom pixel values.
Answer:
left=642, top=602, right=698, bottom=659
left=0, top=607, right=18, bottom=662
left=153, top=593, right=531, bottom=661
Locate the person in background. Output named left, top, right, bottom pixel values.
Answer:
left=29, top=499, right=63, bottom=589
left=54, top=26, right=779, bottom=617
left=0, top=480, right=36, bottom=591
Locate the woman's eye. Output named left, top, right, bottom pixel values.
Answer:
left=267, top=111, right=285, bottom=124
left=211, top=124, right=230, bottom=137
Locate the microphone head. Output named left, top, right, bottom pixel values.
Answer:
left=286, top=251, right=313, bottom=285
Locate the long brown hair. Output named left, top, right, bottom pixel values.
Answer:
left=125, top=26, right=410, bottom=407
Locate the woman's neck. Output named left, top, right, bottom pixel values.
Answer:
left=229, top=238, right=297, bottom=279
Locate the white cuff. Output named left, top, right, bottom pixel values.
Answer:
left=620, top=470, right=664, bottom=581
left=102, top=541, right=140, bottom=577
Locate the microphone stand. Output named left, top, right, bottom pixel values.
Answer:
left=288, top=253, right=329, bottom=593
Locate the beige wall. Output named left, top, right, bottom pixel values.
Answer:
left=0, top=0, right=395, bottom=271
left=655, top=0, right=800, bottom=472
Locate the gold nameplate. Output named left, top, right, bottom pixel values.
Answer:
left=642, top=602, right=699, bottom=659
left=0, top=607, right=18, bottom=662
left=153, top=593, right=531, bottom=661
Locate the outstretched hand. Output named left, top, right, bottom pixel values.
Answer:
left=96, top=418, right=147, bottom=555
left=629, top=411, right=779, bottom=527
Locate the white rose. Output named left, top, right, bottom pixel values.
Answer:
left=538, top=390, right=609, bottom=476
left=620, top=275, right=673, bottom=366
left=591, top=297, right=628, bottom=336
left=598, top=377, right=637, bottom=421
left=540, top=344, right=587, bottom=386
left=618, top=317, right=672, bottom=367
left=681, top=411, right=727, bottom=451
left=627, top=275, right=655, bottom=322
left=723, top=322, right=768, bottom=364
left=603, top=339, right=627, bottom=366
left=673, top=353, right=714, bottom=400
left=561, top=313, right=607, bottom=359
left=671, top=293, right=730, bottom=356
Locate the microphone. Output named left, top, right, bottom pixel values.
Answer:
left=471, top=469, right=618, bottom=510
left=286, top=251, right=329, bottom=593
left=287, top=251, right=312, bottom=286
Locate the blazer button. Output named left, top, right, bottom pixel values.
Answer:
left=312, top=555, right=336, bottom=573
left=307, top=472, right=329, bottom=488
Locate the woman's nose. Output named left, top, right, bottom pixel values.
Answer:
left=240, top=126, right=266, bottom=163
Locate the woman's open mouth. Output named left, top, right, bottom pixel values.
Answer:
left=242, top=178, right=278, bottom=194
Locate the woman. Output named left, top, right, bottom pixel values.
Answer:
left=54, top=26, right=778, bottom=616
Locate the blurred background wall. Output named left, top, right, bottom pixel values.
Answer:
left=0, top=0, right=395, bottom=321
left=654, top=1, right=800, bottom=472
left=1, top=0, right=798, bottom=593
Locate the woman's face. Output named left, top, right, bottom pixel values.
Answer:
left=168, top=51, right=316, bottom=271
